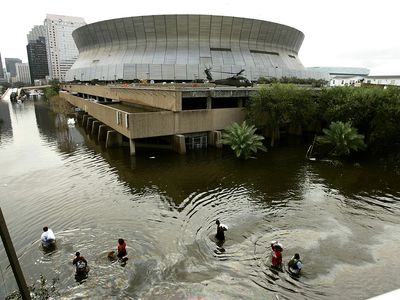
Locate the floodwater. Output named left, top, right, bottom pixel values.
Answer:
left=0, top=94, right=400, bottom=299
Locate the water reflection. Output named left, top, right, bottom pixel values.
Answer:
left=0, top=98, right=400, bottom=299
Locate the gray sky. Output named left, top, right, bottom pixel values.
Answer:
left=1, top=0, right=399, bottom=75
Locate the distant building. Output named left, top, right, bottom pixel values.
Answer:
left=27, top=36, right=49, bottom=84
left=365, top=75, right=400, bottom=86
left=307, top=67, right=370, bottom=87
left=27, top=25, right=47, bottom=43
left=0, top=51, right=5, bottom=82
left=330, top=75, right=365, bottom=87
left=5, top=58, right=22, bottom=77
left=16, top=63, right=31, bottom=84
left=44, top=14, right=86, bottom=82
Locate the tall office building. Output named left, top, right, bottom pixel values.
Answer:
left=27, top=36, right=49, bottom=84
left=44, top=14, right=85, bottom=82
left=16, top=63, right=31, bottom=84
left=27, top=25, right=46, bottom=42
left=5, top=58, right=22, bottom=77
left=0, top=51, right=5, bottom=82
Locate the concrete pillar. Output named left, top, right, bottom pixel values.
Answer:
left=207, top=96, right=212, bottom=109
left=91, top=121, right=101, bottom=137
left=173, top=134, right=186, bottom=154
left=106, top=130, right=123, bottom=149
left=76, top=111, right=84, bottom=122
left=129, top=139, right=136, bottom=156
left=208, top=130, right=223, bottom=148
left=98, top=125, right=108, bottom=141
left=86, top=117, right=94, bottom=131
left=82, top=114, right=89, bottom=127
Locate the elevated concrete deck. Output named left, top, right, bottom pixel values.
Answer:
left=60, top=84, right=249, bottom=155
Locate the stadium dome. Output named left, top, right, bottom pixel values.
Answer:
left=66, top=15, right=323, bottom=82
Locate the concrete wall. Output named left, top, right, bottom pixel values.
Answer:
left=63, top=85, right=118, bottom=100
left=114, top=88, right=181, bottom=111
left=62, top=92, right=246, bottom=140
left=129, top=112, right=175, bottom=138
left=62, top=85, right=182, bottom=111
left=62, top=93, right=131, bottom=137
left=129, top=108, right=245, bottom=138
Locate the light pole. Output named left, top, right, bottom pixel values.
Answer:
left=81, top=73, right=84, bottom=82
left=114, top=74, right=117, bottom=84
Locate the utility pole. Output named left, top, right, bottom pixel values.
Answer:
left=0, top=208, right=31, bottom=299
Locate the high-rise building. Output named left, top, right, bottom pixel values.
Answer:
left=27, top=25, right=46, bottom=43
left=5, top=58, right=22, bottom=77
left=0, top=51, right=5, bottom=82
left=16, top=63, right=31, bottom=84
left=44, top=14, right=85, bottom=82
left=27, top=36, right=49, bottom=84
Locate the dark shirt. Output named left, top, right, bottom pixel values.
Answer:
left=216, top=225, right=225, bottom=240
left=73, top=256, right=87, bottom=265
left=117, top=242, right=127, bottom=258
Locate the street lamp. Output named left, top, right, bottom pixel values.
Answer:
left=114, top=74, right=117, bottom=84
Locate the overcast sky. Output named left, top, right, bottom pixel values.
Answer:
left=1, top=0, right=399, bottom=75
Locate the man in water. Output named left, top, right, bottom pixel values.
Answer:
left=41, top=226, right=56, bottom=247
left=288, top=253, right=303, bottom=275
left=215, top=220, right=227, bottom=241
left=271, top=241, right=283, bottom=268
left=117, top=238, right=127, bottom=259
left=72, top=252, right=88, bottom=274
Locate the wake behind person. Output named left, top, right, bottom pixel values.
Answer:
left=41, top=226, right=56, bottom=248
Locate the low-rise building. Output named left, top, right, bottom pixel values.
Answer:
left=330, top=75, right=365, bottom=87
left=364, top=75, right=400, bottom=86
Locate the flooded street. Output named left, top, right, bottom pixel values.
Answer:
left=1, top=95, right=400, bottom=299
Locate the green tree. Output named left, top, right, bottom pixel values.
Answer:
left=247, top=84, right=317, bottom=146
left=220, top=121, right=267, bottom=159
left=317, top=121, right=366, bottom=156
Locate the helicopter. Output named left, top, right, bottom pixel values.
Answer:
left=204, top=67, right=253, bottom=87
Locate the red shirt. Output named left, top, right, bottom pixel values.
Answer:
left=117, top=241, right=127, bottom=256
left=272, top=250, right=282, bottom=267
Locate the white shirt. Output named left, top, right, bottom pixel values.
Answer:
left=41, top=229, right=56, bottom=246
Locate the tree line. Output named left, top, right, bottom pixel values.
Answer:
left=246, top=84, right=400, bottom=156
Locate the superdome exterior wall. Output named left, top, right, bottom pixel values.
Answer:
left=66, top=15, right=324, bottom=82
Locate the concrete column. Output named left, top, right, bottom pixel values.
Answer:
left=76, top=111, right=84, bottom=122
left=129, top=139, right=136, bottom=156
left=208, top=130, right=223, bottom=148
left=106, top=130, right=123, bottom=149
left=207, top=96, right=212, bottom=109
left=82, top=114, right=89, bottom=127
left=173, top=134, right=186, bottom=154
left=86, top=117, right=94, bottom=131
left=98, top=125, right=108, bottom=141
left=91, top=121, right=101, bottom=137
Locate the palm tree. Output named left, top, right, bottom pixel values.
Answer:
left=220, top=121, right=267, bottom=159
left=317, top=121, right=366, bottom=156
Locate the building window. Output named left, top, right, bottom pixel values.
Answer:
left=210, top=48, right=231, bottom=52
left=250, top=50, right=279, bottom=55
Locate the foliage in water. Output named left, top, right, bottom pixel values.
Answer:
left=220, top=121, right=267, bottom=159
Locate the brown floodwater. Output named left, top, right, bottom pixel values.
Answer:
left=0, top=95, right=400, bottom=299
